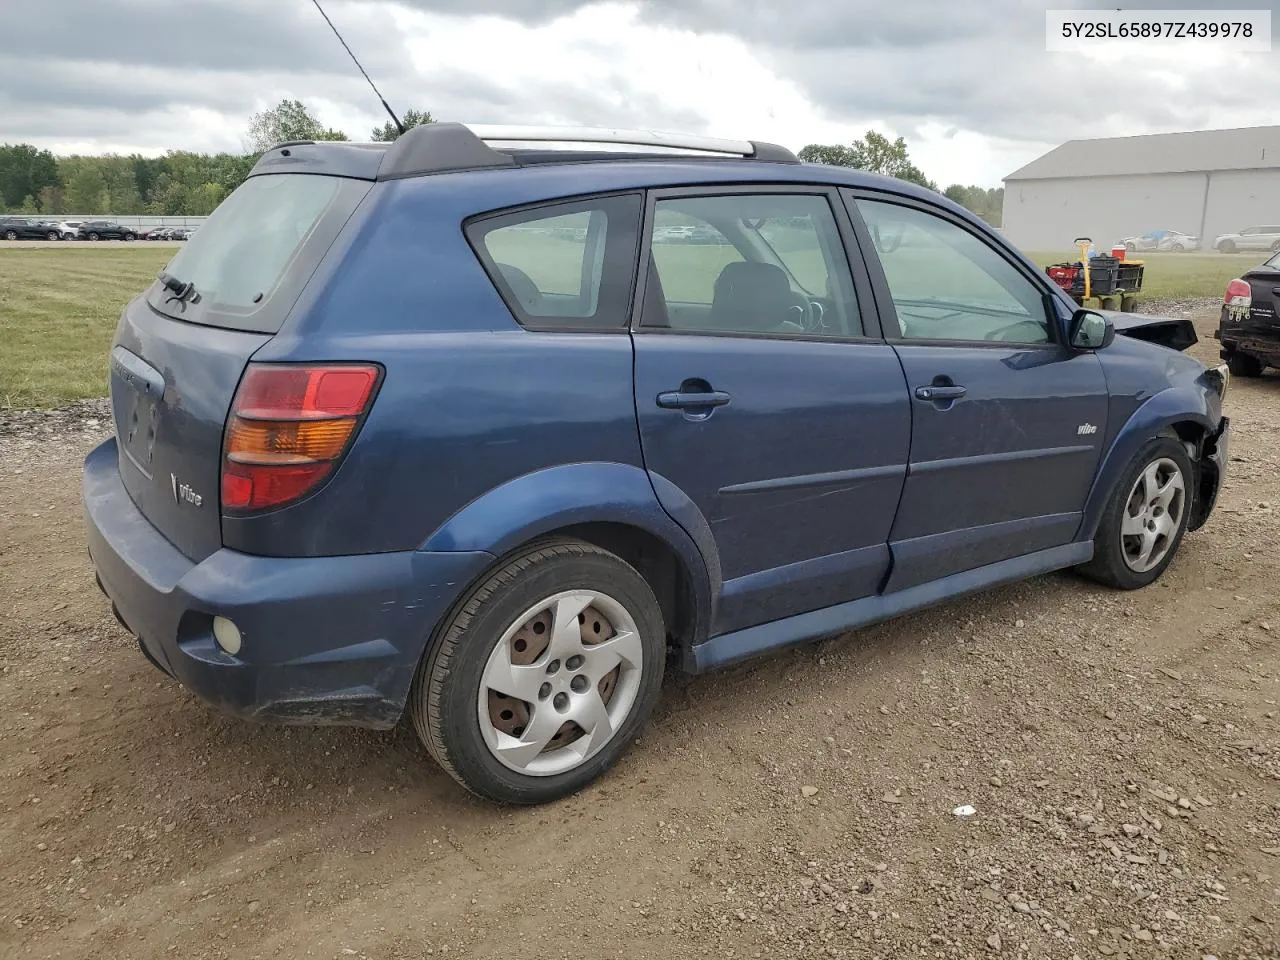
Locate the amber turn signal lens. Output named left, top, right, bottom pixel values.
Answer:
left=226, top=417, right=357, bottom=464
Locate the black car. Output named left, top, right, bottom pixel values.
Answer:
left=1218, top=250, right=1280, bottom=376
left=0, top=216, right=62, bottom=241
left=77, top=220, right=137, bottom=241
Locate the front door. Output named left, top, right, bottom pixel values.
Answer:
left=631, top=188, right=911, bottom=634
left=846, top=193, right=1110, bottom=592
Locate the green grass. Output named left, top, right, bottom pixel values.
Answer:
left=1025, top=250, right=1262, bottom=301
left=0, top=247, right=173, bottom=407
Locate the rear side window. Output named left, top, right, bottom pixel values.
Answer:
left=467, top=194, right=642, bottom=330
left=149, top=173, right=371, bottom=333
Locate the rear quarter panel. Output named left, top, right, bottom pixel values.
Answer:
left=222, top=176, right=655, bottom=559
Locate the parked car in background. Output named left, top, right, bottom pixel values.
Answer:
left=169, top=228, right=192, bottom=240
left=77, top=220, right=137, bottom=241
left=1119, top=230, right=1200, bottom=252
left=58, top=221, right=83, bottom=239
left=1217, top=249, right=1280, bottom=376
left=84, top=123, right=1231, bottom=805
left=139, top=227, right=169, bottom=240
left=1215, top=225, right=1280, bottom=254
left=0, top=216, right=63, bottom=240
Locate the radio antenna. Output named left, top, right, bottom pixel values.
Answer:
left=308, top=0, right=404, bottom=135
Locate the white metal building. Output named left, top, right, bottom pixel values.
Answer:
left=1001, top=125, right=1280, bottom=251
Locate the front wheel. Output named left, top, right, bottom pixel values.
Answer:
left=46, top=231, right=58, bottom=241
left=1079, top=437, right=1193, bottom=590
left=3, top=230, right=16, bottom=241
left=1218, top=240, right=1236, bottom=254
left=123, top=233, right=135, bottom=241
left=87, top=232, right=100, bottom=241
left=411, top=540, right=666, bottom=804
left=1171, top=242, right=1185, bottom=252
left=1124, top=242, right=1135, bottom=252
left=1272, top=240, right=1280, bottom=253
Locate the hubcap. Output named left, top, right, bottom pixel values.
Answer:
left=478, top=590, right=643, bottom=777
left=1121, top=457, right=1185, bottom=573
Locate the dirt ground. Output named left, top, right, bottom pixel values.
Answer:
left=1, top=305, right=1277, bottom=960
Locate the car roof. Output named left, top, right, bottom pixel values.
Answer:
left=244, top=121, right=946, bottom=208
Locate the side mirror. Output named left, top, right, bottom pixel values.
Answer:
left=1070, top=309, right=1115, bottom=350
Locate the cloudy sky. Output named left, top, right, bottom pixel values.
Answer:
left=2, top=0, right=1278, bottom=185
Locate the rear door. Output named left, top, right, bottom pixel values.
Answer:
left=845, top=191, right=1109, bottom=592
left=631, top=187, right=911, bottom=635
left=110, top=172, right=371, bottom=561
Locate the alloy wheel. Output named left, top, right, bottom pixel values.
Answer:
left=1120, top=457, right=1186, bottom=572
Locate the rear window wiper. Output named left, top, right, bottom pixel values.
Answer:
left=156, top=271, right=201, bottom=306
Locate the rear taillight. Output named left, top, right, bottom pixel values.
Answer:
left=1225, top=278, right=1252, bottom=309
left=221, top=363, right=380, bottom=512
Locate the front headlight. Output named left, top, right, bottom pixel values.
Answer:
left=1205, top=363, right=1229, bottom=403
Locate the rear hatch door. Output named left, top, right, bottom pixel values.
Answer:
left=110, top=172, right=372, bottom=562
left=1244, top=261, right=1280, bottom=327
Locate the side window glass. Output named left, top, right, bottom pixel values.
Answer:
left=854, top=199, right=1052, bottom=345
left=643, top=194, right=862, bottom=338
left=467, top=194, right=642, bottom=329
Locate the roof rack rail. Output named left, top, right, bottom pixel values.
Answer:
left=376, top=122, right=797, bottom=180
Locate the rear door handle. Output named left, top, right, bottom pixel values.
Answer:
left=915, top=385, right=967, bottom=401
left=656, top=390, right=731, bottom=409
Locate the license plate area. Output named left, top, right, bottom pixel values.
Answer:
left=110, top=345, right=166, bottom=479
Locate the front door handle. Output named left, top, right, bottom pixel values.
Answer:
left=914, top=384, right=967, bottom=401
left=657, top=390, right=732, bottom=409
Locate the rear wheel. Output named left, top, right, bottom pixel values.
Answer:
left=46, top=231, right=58, bottom=241
left=1225, top=350, right=1265, bottom=378
left=1218, top=239, right=1236, bottom=254
left=124, top=233, right=135, bottom=241
left=3, top=230, right=15, bottom=241
left=1124, top=242, right=1135, bottom=252
left=1171, top=242, right=1185, bottom=252
left=1272, top=240, right=1280, bottom=253
left=411, top=540, right=665, bottom=804
left=1079, top=437, right=1193, bottom=590
left=87, top=232, right=100, bottom=241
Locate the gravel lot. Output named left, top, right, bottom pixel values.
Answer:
left=1, top=303, right=1276, bottom=960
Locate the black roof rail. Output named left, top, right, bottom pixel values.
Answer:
left=378, top=122, right=516, bottom=180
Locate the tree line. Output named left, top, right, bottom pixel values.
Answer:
left=0, top=101, right=999, bottom=225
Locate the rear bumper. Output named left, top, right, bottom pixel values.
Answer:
left=83, top=438, right=493, bottom=728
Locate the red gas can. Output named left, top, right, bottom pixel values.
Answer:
left=1111, top=245, right=1127, bottom=261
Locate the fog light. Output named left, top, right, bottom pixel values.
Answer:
left=212, top=616, right=242, bottom=656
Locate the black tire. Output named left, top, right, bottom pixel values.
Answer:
left=1124, top=242, right=1135, bottom=252
left=1225, top=350, right=1265, bottom=378
left=124, top=233, right=135, bottom=241
left=3, top=230, right=15, bottom=241
left=1218, top=240, right=1236, bottom=254
left=1078, top=436, right=1193, bottom=590
left=87, top=232, right=99, bottom=241
left=1272, top=240, right=1280, bottom=253
left=411, top=539, right=666, bottom=804
left=46, top=231, right=58, bottom=241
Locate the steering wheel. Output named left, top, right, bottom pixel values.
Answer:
left=781, top=294, right=831, bottom=334
left=983, top=320, right=1047, bottom=342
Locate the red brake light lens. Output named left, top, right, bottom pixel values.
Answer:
left=1224, top=278, right=1252, bottom=306
left=221, top=363, right=380, bottom=512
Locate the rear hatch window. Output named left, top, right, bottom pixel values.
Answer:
left=148, top=173, right=370, bottom=333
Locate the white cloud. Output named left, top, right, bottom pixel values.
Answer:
left=1, top=0, right=1278, bottom=184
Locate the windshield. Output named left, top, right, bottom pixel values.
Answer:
left=151, top=173, right=368, bottom=332
left=1267, top=250, right=1280, bottom=268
